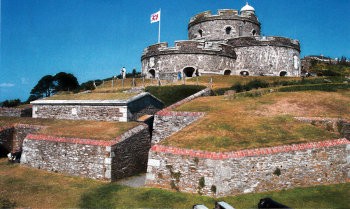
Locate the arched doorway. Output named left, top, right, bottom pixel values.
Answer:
left=224, top=70, right=231, bottom=75
left=148, top=69, right=155, bottom=78
left=183, top=67, right=196, bottom=77
left=280, top=71, right=287, bottom=77
left=240, top=71, right=249, bottom=76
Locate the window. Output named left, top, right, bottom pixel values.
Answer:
left=225, top=27, right=232, bottom=35
left=198, top=29, right=203, bottom=37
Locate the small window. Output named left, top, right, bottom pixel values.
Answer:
left=225, top=27, right=232, bottom=35
left=198, top=29, right=203, bottom=37
left=252, top=29, right=256, bottom=36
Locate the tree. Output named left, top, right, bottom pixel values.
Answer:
left=29, top=75, right=55, bottom=99
left=27, top=72, right=80, bottom=102
left=53, top=72, right=79, bottom=92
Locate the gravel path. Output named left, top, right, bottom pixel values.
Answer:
left=116, top=173, right=146, bottom=188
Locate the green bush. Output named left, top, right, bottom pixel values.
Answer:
left=145, top=85, right=206, bottom=106
left=279, top=83, right=350, bottom=92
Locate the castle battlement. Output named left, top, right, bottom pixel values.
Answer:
left=227, top=36, right=300, bottom=51
left=188, top=9, right=259, bottom=28
left=142, top=40, right=236, bottom=60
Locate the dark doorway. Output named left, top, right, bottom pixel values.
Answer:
left=0, top=145, right=9, bottom=158
left=183, top=67, right=196, bottom=77
left=280, top=71, right=287, bottom=77
left=224, top=70, right=231, bottom=75
left=149, top=69, right=155, bottom=78
left=240, top=71, right=249, bottom=76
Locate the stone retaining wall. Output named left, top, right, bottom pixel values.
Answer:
left=21, top=124, right=151, bottom=181
left=151, top=88, right=211, bottom=144
left=146, top=139, right=350, bottom=197
left=0, top=107, right=32, bottom=117
left=0, top=124, right=42, bottom=153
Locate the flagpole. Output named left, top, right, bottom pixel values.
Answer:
left=158, top=9, right=161, bottom=43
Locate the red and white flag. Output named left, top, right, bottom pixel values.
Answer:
left=150, top=11, right=160, bottom=23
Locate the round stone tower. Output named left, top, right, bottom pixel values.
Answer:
left=188, top=3, right=261, bottom=42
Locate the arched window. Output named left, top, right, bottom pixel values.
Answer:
left=225, top=27, right=232, bottom=35
left=239, top=26, right=243, bottom=36
left=252, top=29, right=256, bottom=36
left=198, top=29, right=203, bottom=37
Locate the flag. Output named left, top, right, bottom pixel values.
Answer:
left=151, top=11, right=160, bottom=23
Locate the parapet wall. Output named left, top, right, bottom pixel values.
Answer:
left=146, top=138, right=350, bottom=197
left=142, top=41, right=236, bottom=60
left=227, top=36, right=300, bottom=51
left=142, top=41, right=236, bottom=79
left=21, top=124, right=151, bottom=181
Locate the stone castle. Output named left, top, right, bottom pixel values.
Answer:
left=142, top=3, right=301, bottom=79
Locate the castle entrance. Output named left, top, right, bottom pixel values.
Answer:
left=224, top=70, right=231, bottom=75
left=280, top=71, right=287, bottom=77
left=148, top=69, right=156, bottom=78
left=183, top=67, right=196, bottom=77
left=240, top=71, right=249, bottom=76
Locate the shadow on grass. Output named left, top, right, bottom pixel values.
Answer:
left=78, top=183, right=213, bottom=208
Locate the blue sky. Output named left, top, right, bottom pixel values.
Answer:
left=1, top=0, right=350, bottom=101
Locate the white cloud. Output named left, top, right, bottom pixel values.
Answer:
left=0, top=83, right=15, bottom=87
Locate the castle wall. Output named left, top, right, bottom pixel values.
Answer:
left=146, top=139, right=350, bottom=197
left=227, top=36, right=301, bottom=76
left=21, top=124, right=152, bottom=181
left=188, top=10, right=260, bottom=41
left=141, top=41, right=236, bottom=78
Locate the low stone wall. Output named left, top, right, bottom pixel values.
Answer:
left=151, top=88, right=211, bottom=144
left=0, top=107, right=32, bottom=117
left=21, top=124, right=151, bottom=181
left=0, top=124, right=42, bottom=153
left=146, top=139, right=350, bottom=197
left=295, top=117, right=350, bottom=139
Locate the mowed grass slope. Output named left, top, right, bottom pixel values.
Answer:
left=0, top=117, right=138, bottom=140
left=0, top=159, right=349, bottom=209
left=163, top=90, right=350, bottom=152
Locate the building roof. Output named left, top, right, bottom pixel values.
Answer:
left=241, top=3, right=255, bottom=12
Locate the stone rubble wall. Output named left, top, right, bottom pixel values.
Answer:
left=0, top=107, right=32, bottom=117
left=0, top=124, right=43, bottom=153
left=21, top=135, right=112, bottom=180
left=32, top=104, right=127, bottom=122
left=111, top=124, right=151, bottom=180
left=20, top=124, right=152, bottom=181
left=151, top=88, right=211, bottom=144
left=146, top=139, right=350, bottom=197
left=232, top=45, right=300, bottom=77
left=0, top=126, right=14, bottom=154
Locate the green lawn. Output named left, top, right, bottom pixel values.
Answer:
left=0, top=159, right=349, bottom=208
left=164, top=90, right=350, bottom=152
